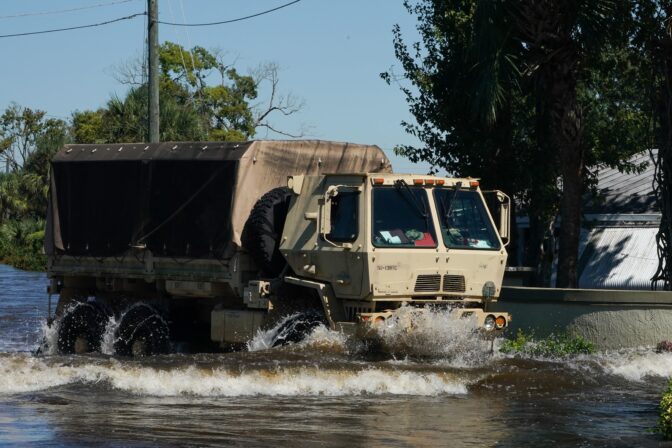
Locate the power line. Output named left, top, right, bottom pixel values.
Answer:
left=178, top=0, right=199, bottom=77
left=0, top=13, right=146, bottom=39
left=0, top=0, right=138, bottom=20
left=157, top=0, right=301, bottom=27
left=166, top=0, right=191, bottom=78
left=0, top=0, right=302, bottom=40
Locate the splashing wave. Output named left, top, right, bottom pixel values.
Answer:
left=0, top=353, right=467, bottom=397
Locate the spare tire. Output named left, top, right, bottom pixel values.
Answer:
left=243, top=186, right=293, bottom=277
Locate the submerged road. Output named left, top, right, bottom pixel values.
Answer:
left=0, top=263, right=670, bottom=447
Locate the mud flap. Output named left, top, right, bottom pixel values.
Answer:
left=282, top=276, right=346, bottom=330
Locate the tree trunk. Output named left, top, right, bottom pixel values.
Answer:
left=557, top=165, right=582, bottom=287
left=546, top=47, right=584, bottom=288
left=652, top=34, right=672, bottom=291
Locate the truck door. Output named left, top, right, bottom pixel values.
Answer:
left=317, top=183, right=365, bottom=298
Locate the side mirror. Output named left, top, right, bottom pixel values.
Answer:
left=496, top=191, right=510, bottom=245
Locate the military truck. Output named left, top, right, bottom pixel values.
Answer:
left=45, top=140, right=511, bottom=355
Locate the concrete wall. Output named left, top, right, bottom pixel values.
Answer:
left=493, top=287, right=672, bottom=350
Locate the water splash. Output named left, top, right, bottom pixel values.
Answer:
left=584, top=348, right=672, bottom=382
left=0, top=353, right=468, bottom=397
left=247, top=313, right=352, bottom=354
left=100, top=315, right=120, bottom=355
left=247, top=313, right=301, bottom=351
left=37, top=302, right=168, bottom=356
left=38, top=318, right=59, bottom=356
left=368, top=306, right=496, bottom=365
left=297, top=323, right=350, bottom=352
left=36, top=301, right=87, bottom=355
left=249, top=306, right=497, bottom=365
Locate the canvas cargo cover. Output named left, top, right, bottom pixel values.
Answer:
left=47, top=140, right=391, bottom=259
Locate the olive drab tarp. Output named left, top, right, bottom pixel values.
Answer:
left=46, top=140, right=392, bottom=259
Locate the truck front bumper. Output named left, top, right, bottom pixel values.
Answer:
left=355, top=307, right=511, bottom=339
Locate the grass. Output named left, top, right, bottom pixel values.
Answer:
left=500, top=329, right=595, bottom=357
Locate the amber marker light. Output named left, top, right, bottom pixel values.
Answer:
left=495, top=315, right=507, bottom=329
left=469, top=180, right=480, bottom=188
left=424, top=179, right=435, bottom=185
left=373, top=178, right=385, bottom=185
left=413, top=179, right=424, bottom=185
left=436, top=179, right=445, bottom=186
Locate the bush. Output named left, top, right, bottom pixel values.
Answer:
left=500, top=329, right=595, bottom=357
left=660, top=379, right=672, bottom=440
left=0, top=219, right=47, bottom=271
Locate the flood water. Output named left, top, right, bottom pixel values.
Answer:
left=1, top=263, right=672, bottom=447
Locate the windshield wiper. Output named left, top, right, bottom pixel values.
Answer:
left=394, top=179, right=428, bottom=220
left=440, top=181, right=463, bottom=225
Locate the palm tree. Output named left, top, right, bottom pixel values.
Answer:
left=511, top=0, right=619, bottom=287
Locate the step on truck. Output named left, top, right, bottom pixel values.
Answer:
left=45, top=140, right=511, bottom=355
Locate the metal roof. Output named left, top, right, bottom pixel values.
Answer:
left=578, top=226, right=664, bottom=290
left=584, top=149, right=658, bottom=213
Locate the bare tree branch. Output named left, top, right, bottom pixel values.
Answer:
left=251, top=62, right=308, bottom=138
left=110, top=54, right=146, bottom=86
left=256, top=122, right=308, bottom=139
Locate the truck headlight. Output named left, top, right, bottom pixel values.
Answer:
left=482, top=281, right=496, bottom=300
left=484, top=315, right=496, bottom=331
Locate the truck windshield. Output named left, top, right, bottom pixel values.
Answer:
left=372, top=186, right=437, bottom=248
left=433, top=189, right=500, bottom=250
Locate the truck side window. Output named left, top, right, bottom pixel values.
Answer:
left=327, top=191, right=359, bottom=242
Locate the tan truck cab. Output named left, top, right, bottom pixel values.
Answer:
left=267, top=172, right=511, bottom=337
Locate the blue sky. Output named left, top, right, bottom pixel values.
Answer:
left=0, top=0, right=435, bottom=174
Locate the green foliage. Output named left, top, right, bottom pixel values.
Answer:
left=659, top=378, right=672, bottom=440
left=500, top=329, right=595, bottom=357
left=0, top=103, right=64, bottom=271
left=71, top=109, right=106, bottom=144
left=0, top=103, right=67, bottom=173
left=72, top=42, right=262, bottom=144
left=0, top=218, right=46, bottom=271
left=101, top=86, right=206, bottom=143
left=384, top=1, right=649, bottom=282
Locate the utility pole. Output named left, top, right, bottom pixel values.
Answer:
left=148, top=0, right=160, bottom=143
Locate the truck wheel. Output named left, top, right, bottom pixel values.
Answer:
left=243, top=186, right=293, bottom=277
left=114, top=304, right=170, bottom=357
left=57, top=302, right=109, bottom=354
left=271, top=309, right=328, bottom=347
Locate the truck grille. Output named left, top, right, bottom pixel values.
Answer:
left=443, top=275, right=466, bottom=293
left=414, top=275, right=441, bottom=292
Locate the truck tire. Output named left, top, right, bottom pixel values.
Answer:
left=114, top=304, right=170, bottom=357
left=271, top=309, right=328, bottom=347
left=57, top=302, right=109, bottom=354
left=243, top=186, right=293, bottom=277
left=265, top=284, right=328, bottom=346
